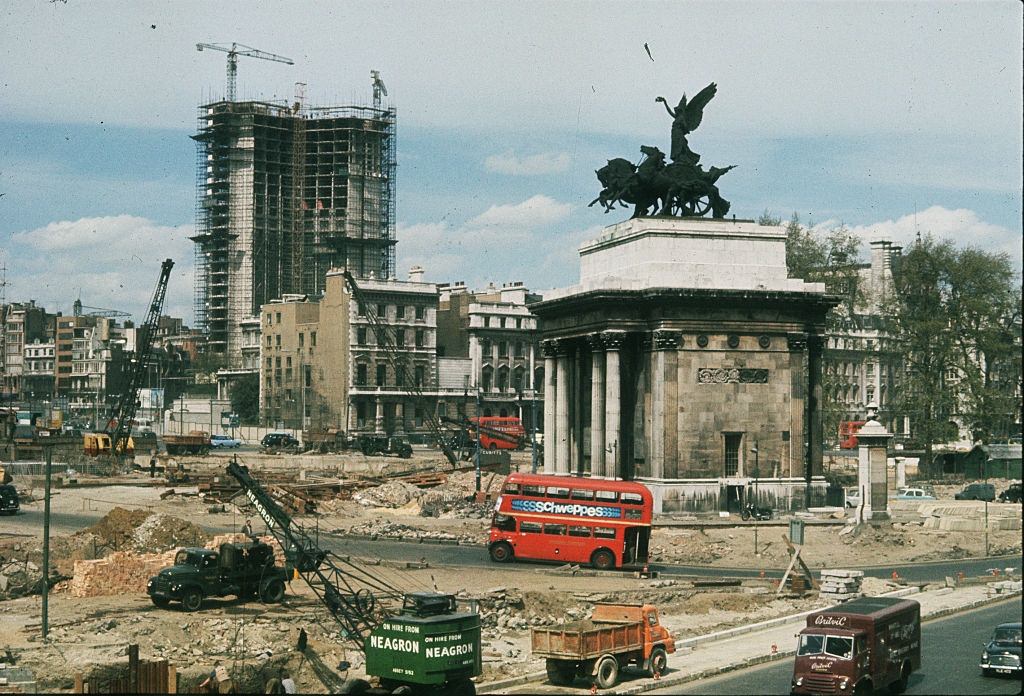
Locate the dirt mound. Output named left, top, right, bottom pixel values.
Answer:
left=129, top=513, right=209, bottom=552
left=79, top=508, right=151, bottom=549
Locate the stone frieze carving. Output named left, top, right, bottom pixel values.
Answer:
left=697, top=367, right=769, bottom=384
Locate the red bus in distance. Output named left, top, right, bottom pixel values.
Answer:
left=488, top=473, right=653, bottom=570
left=472, top=416, right=526, bottom=450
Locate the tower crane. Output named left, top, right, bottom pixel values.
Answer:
left=195, top=42, right=294, bottom=102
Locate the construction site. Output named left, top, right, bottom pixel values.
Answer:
left=1, top=443, right=1020, bottom=694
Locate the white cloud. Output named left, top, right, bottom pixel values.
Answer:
left=484, top=150, right=571, bottom=176
left=467, top=195, right=572, bottom=229
left=820, top=206, right=1022, bottom=266
left=6, top=215, right=195, bottom=322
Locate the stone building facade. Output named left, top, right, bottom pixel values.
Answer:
left=533, top=218, right=839, bottom=513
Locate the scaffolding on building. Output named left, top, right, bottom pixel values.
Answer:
left=190, top=97, right=397, bottom=360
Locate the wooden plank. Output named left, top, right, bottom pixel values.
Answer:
left=74, top=673, right=83, bottom=694
left=167, top=664, right=177, bottom=694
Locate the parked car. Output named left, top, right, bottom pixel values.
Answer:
left=0, top=484, right=19, bottom=515
left=997, top=483, right=1022, bottom=504
left=260, top=432, right=300, bottom=451
left=210, top=434, right=241, bottom=449
left=980, top=621, right=1022, bottom=677
left=845, top=487, right=861, bottom=508
left=954, top=482, right=996, bottom=502
left=896, top=487, right=936, bottom=501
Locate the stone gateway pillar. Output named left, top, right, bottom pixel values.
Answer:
left=602, top=331, right=625, bottom=479
left=541, top=340, right=557, bottom=474
left=555, top=343, right=571, bottom=474
left=856, top=403, right=893, bottom=523
left=588, top=334, right=606, bottom=477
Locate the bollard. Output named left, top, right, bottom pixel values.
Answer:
left=891, top=570, right=900, bottom=581
left=771, top=643, right=778, bottom=655
left=759, top=569, right=766, bottom=579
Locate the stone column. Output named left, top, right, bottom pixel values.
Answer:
left=587, top=334, right=605, bottom=477
left=807, top=334, right=825, bottom=509
left=856, top=403, right=893, bottom=523
left=555, top=341, right=571, bottom=474
left=787, top=333, right=808, bottom=480
left=603, top=331, right=626, bottom=479
left=651, top=330, right=682, bottom=480
left=374, top=396, right=384, bottom=434
left=541, top=340, right=557, bottom=473
left=394, top=402, right=405, bottom=435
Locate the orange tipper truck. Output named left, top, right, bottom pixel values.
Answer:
left=791, top=596, right=921, bottom=695
left=532, top=602, right=675, bottom=689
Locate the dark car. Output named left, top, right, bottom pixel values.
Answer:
left=260, top=432, right=300, bottom=451
left=0, top=484, right=19, bottom=515
left=146, top=542, right=289, bottom=611
left=980, top=621, right=1022, bottom=677
left=954, top=482, right=996, bottom=502
left=358, top=434, right=413, bottom=458
left=998, top=483, right=1022, bottom=504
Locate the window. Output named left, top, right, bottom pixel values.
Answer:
left=275, top=356, right=282, bottom=368
left=376, top=364, right=386, bottom=387
left=621, top=492, right=644, bottom=505
left=396, top=305, right=406, bottom=319
left=266, top=313, right=272, bottom=325
left=356, top=364, right=368, bottom=385
left=724, top=433, right=742, bottom=476
left=299, top=333, right=304, bottom=347
left=415, top=365, right=425, bottom=387
left=357, top=303, right=366, bottom=317
left=484, top=317, right=491, bottom=328
left=357, top=327, right=367, bottom=344
left=520, top=521, right=542, bottom=534
left=568, top=526, right=592, bottom=537
left=595, top=490, right=618, bottom=503
left=377, top=303, right=387, bottom=319
left=415, top=306, right=425, bottom=320
left=515, top=341, right=524, bottom=358
left=593, top=527, right=616, bottom=539
left=543, top=524, right=567, bottom=536
left=503, top=483, right=521, bottom=495
left=311, top=332, right=317, bottom=347
left=304, top=366, right=311, bottom=388
left=414, top=408, right=424, bottom=427
left=275, top=334, right=281, bottom=347
left=824, top=636, right=854, bottom=659
left=493, top=513, right=515, bottom=531
left=275, top=312, right=281, bottom=324
left=522, top=485, right=544, bottom=497
left=482, top=366, right=493, bottom=391
left=266, top=336, right=272, bottom=347
left=570, top=489, right=595, bottom=501
left=286, top=356, right=292, bottom=367
left=396, top=369, right=405, bottom=387
left=482, top=338, right=492, bottom=356
left=396, top=329, right=405, bottom=347
left=545, top=486, right=570, bottom=499
left=415, top=329, right=425, bottom=347
left=798, top=635, right=824, bottom=656
left=499, top=341, right=508, bottom=357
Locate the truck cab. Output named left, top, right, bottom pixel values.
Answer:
left=792, top=597, right=920, bottom=695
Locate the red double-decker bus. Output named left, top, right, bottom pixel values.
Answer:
left=472, top=416, right=526, bottom=450
left=488, top=473, right=653, bottom=570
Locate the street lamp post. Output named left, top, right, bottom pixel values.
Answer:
left=475, top=388, right=482, bottom=493
left=751, top=441, right=760, bottom=556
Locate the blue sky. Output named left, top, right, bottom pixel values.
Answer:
left=1, top=1, right=1021, bottom=323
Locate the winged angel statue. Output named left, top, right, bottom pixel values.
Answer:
left=590, top=82, right=736, bottom=219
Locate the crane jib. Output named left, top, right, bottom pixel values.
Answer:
left=245, top=488, right=277, bottom=530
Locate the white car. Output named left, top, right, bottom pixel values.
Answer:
left=845, top=487, right=861, bottom=508
left=210, top=434, right=241, bottom=448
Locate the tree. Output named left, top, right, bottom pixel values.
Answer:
left=230, top=373, right=260, bottom=424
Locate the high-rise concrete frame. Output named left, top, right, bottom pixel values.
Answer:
left=191, top=99, right=397, bottom=365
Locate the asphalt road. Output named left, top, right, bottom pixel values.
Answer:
left=320, top=535, right=1022, bottom=583
left=660, top=596, right=1023, bottom=695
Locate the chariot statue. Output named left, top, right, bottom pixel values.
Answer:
left=590, top=82, right=736, bottom=219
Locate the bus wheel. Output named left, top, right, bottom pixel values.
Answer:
left=488, top=443, right=497, bottom=451
left=489, top=542, right=514, bottom=563
left=594, top=656, right=619, bottom=689
left=590, top=549, right=615, bottom=571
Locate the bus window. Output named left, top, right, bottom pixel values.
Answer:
left=546, top=486, right=570, bottom=499
left=520, top=521, right=542, bottom=534
left=543, top=524, right=566, bottom=535
left=568, top=526, right=591, bottom=537
left=522, top=485, right=544, bottom=497
left=594, top=527, right=616, bottom=539
left=503, top=483, right=521, bottom=494
left=621, top=492, right=644, bottom=505
left=595, top=490, right=618, bottom=503
left=493, top=513, right=515, bottom=531
left=625, top=509, right=643, bottom=520
left=570, top=489, right=595, bottom=501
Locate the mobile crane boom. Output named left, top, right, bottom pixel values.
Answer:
left=108, top=259, right=174, bottom=457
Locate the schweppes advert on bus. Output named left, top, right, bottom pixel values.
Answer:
left=510, top=499, right=622, bottom=518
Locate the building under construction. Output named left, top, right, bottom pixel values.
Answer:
left=191, top=97, right=396, bottom=364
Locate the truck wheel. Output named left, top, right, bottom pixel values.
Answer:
left=594, top=655, right=619, bottom=689
left=489, top=542, right=514, bottom=563
left=741, top=509, right=751, bottom=521
left=150, top=596, right=170, bottom=609
left=181, top=589, right=203, bottom=612
left=546, top=659, right=575, bottom=686
left=260, top=578, right=285, bottom=603
left=892, top=663, right=911, bottom=694
left=647, top=646, right=668, bottom=677
left=590, top=549, right=615, bottom=570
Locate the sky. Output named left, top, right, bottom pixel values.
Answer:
left=1, top=0, right=1021, bottom=325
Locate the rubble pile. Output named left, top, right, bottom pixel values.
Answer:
left=0, top=556, right=45, bottom=600
left=130, top=513, right=210, bottom=552
left=819, top=569, right=864, bottom=602
left=649, top=530, right=733, bottom=564
left=346, top=519, right=477, bottom=544
left=352, top=481, right=423, bottom=508
left=79, top=507, right=152, bottom=550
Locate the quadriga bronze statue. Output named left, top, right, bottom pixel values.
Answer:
left=591, top=82, right=736, bottom=219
